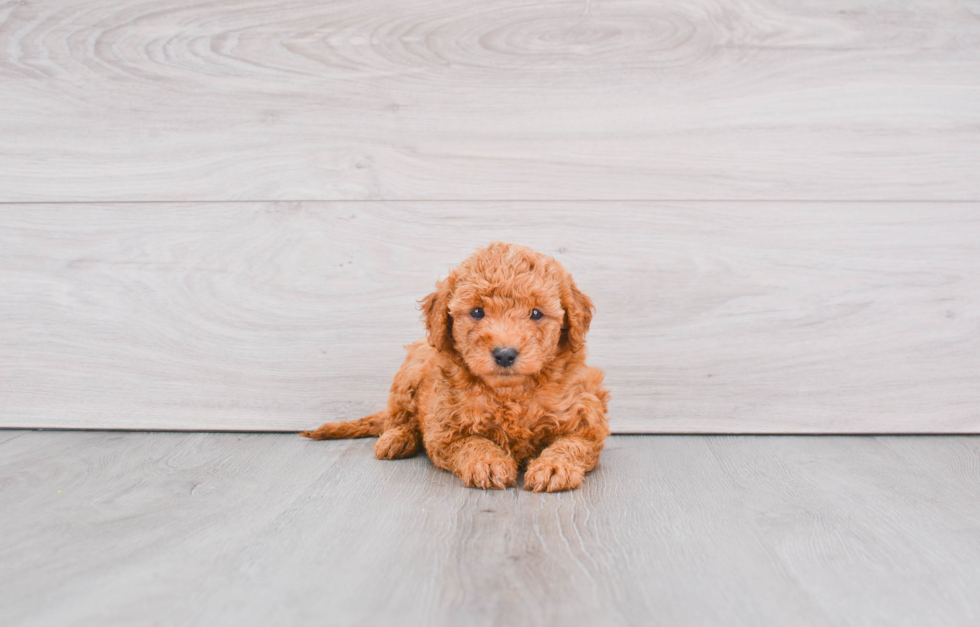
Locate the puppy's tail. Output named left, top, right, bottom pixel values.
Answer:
left=300, top=410, right=386, bottom=440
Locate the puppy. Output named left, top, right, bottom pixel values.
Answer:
left=301, top=242, right=609, bottom=492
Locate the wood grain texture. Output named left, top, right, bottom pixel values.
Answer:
left=1, top=202, right=977, bottom=432
left=1, top=0, right=979, bottom=202
left=2, top=432, right=979, bottom=626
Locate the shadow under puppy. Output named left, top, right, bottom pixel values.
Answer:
left=302, top=242, right=609, bottom=492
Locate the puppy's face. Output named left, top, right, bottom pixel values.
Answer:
left=449, top=270, right=565, bottom=387
left=422, top=243, right=594, bottom=389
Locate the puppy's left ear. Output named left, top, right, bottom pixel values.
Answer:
left=560, top=272, right=594, bottom=354
left=420, top=271, right=457, bottom=354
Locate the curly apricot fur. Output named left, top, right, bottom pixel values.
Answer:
left=302, top=242, right=610, bottom=491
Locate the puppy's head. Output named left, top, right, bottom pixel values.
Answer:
left=421, top=242, right=593, bottom=388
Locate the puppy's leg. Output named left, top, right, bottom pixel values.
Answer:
left=375, top=424, right=421, bottom=460
left=524, top=435, right=603, bottom=493
left=430, top=436, right=518, bottom=489
left=373, top=342, right=427, bottom=460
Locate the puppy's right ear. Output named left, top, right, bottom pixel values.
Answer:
left=420, top=272, right=456, bottom=353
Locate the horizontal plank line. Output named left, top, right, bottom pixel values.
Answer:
left=7, top=429, right=980, bottom=436
left=3, top=199, right=980, bottom=206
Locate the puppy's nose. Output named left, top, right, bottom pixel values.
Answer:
left=492, top=347, right=519, bottom=368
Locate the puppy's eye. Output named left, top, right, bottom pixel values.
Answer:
left=530, top=309, right=544, bottom=321
left=470, top=308, right=485, bottom=320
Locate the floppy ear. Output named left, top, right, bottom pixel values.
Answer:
left=420, top=272, right=456, bottom=353
left=559, top=273, right=594, bottom=354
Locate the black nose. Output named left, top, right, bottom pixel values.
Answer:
left=492, top=347, right=519, bottom=368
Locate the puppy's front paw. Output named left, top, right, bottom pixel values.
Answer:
left=523, top=459, right=584, bottom=493
left=375, top=428, right=420, bottom=460
left=459, top=457, right=518, bottom=490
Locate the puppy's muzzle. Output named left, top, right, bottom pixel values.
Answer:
left=492, top=347, right=519, bottom=368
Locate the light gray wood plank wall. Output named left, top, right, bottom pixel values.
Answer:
left=0, top=0, right=978, bottom=201
left=2, top=202, right=977, bottom=432
left=2, top=0, right=978, bottom=432
left=2, top=432, right=979, bottom=626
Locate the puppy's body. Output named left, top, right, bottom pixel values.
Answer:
left=302, top=243, right=609, bottom=492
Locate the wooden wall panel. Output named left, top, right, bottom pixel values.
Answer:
left=1, top=0, right=978, bottom=202
left=2, top=202, right=977, bottom=432
left=3, top=0, right=977, bottom=432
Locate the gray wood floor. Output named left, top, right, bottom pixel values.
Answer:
left=2, top=431, right=979, bottom=626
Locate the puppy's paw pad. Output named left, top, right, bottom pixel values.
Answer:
left=462, top=458, right=518, bottom=490
left=375, top=430, right=419, bottom=460
left=524, top=460, right=584, bottom=493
